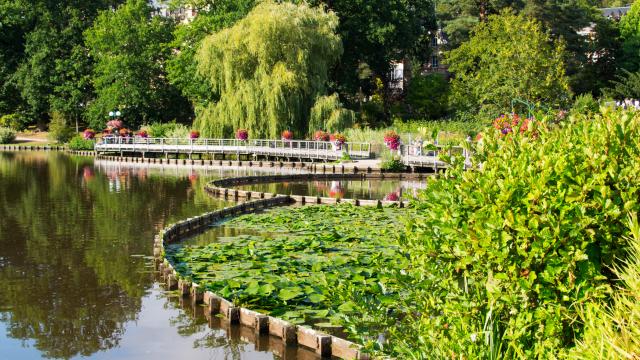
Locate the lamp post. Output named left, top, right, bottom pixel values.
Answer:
left=108, top=110, right=122, bottom=120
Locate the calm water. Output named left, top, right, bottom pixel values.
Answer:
left=0, top=152, right=413, bottom=359
left=237, top=179, right=426, bottom=201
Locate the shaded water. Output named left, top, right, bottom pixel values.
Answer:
left=0, top=152, right=415, bottom=359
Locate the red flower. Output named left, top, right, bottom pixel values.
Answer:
left=314, top=130, right=330, bottom=141
left=190, top=130, right=200, bottom=139
left=281, top=130, right=294, bottom=140
left=236, top=129, right=249, bottom=141
left=83, top=129, right=96, bottom=140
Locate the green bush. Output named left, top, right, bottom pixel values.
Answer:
left=48, top=111, right=74, bottom=143
left=140, top=122, right=190, bottom=138
left=0, top=127, right=16, bottom=144
left=377, top=108, right=640, bottom=358
left=569, top=217, right=640, bottom=359
left=68, top=135, right=95, bottom=150
left=0, top=113, right=28, bottom=131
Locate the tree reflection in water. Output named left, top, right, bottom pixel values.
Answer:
left=0, top=152, right=225, bottom=358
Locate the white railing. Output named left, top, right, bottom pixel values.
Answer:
left=95, top=137, right=371, bottom=160
left=400, top=144, right=471, bottom=169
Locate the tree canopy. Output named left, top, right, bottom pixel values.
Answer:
left=447, top=11, right=571, bottom=116
left=85, top=0, right=189, bottom=130
left=194, top=1, right=342, bottom=138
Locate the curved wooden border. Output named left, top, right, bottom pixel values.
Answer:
left=155, top=197, right=372, bottom=360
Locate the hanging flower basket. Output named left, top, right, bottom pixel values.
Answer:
left=236, top=129, right=249, bottom=141
left=281, top=130, right=294, bottom=141
left=106, top=120, right=123, bottom=130
left=330, top=133, right=346, bottom=150
left=384, top=130, right=400, bottom=151
left=314, top=130, right=330, bottom=142
left=137, top=130, right=148, bottom=138
left=190, top=130, right=200, bottom=139
left=83, top=129, right=96, bottom=140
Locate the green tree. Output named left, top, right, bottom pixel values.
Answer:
left=194, top=2, right=342, bottom=138
left=605, top=69, right=640, bottom=99
left=9, top=1, right=122, bottom=129
left=304, top=0, right=437, bottom=115
left=619, top=0, right=640, bottom=73
left=166, top=0, right=256, bottom=114
left=85, top=0, right=189, bottom=130
left=405, top=73, right=450, bottom=119
left=447, top=11, right=571, bottom=116
left=308, top=93, right=356, bottom=134
left=436, top=0, right=521, bottom=49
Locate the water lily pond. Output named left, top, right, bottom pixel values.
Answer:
left=166, top=205, right=416, bottom=344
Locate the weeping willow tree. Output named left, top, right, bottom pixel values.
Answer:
left=194, top=2, right=342, bottom=138
left=308, top=93, right=355, bottom=135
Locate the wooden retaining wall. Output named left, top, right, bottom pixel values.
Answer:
left=155, top=197, right=371, bottom=360
left=0, top=144, right=65, bottom=151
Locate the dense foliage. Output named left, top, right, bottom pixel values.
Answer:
left=381, top=108, right=640, bottom=358
left=569, top=218, right=640, bottom=359
left=194, top=2, right=342, bottom=138
left=308, top=94, right=356, bottom=135
left=0, top=126, right=16, bottom=144
left=85, top=0, right=189, bottom=130
left=67, top=136, right=95, bottom=150
left=448, top=11, right=571, bottom=117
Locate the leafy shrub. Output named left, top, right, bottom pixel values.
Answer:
left=569, top=217, right=640, bottom=359
left=48, top=111, right=74, bottom=143
left=167, top=124, right=190, bottom=139
left=68, top=135, right=95, bottom=150
left=380, top=108, right=640, bottom=358
left=0, top=113, right=28, bottom=131
left=571, top=93, right=599, bottom=116
left=140, top=122, right=188, bottom=138
left=0, top=127, right=16, bottom=144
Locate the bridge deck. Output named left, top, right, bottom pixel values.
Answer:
left=95, top=137, right=371, bottom=161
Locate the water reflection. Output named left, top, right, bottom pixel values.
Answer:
left=237, top=179, right=428, bottom=200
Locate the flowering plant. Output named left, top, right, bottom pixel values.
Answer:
left=493, top=114, right=534, bottom=136
left=106, top=120, right=123, bottom=129
left=281, top=130, right=294, bottom=140
left=137, top=130, right=148, bottom=138
left=385, top=192, right=400, bottom=201
left=328, top=181, right=345, bottom=198
left=384, top=130, right=401, bottom=150
left=190, top=130, right=200, bottom=139
left=236, top=129, right=249, bottom=141
left=119, top=128, right=131, bottom=137
left=83, top=129, right=96, bottom=140
left=103, top=128, right=112, bottom=135
left=314, top=130, right=330, bottom=142
left=330, top=133, right=347, bottom=145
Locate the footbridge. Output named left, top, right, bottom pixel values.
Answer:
left=95, top=137, right=372, bottom=161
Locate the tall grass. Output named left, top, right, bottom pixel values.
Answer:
left=344, top=118, right=489, bottom=146
left=570, top=215, right=640, bottom=360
